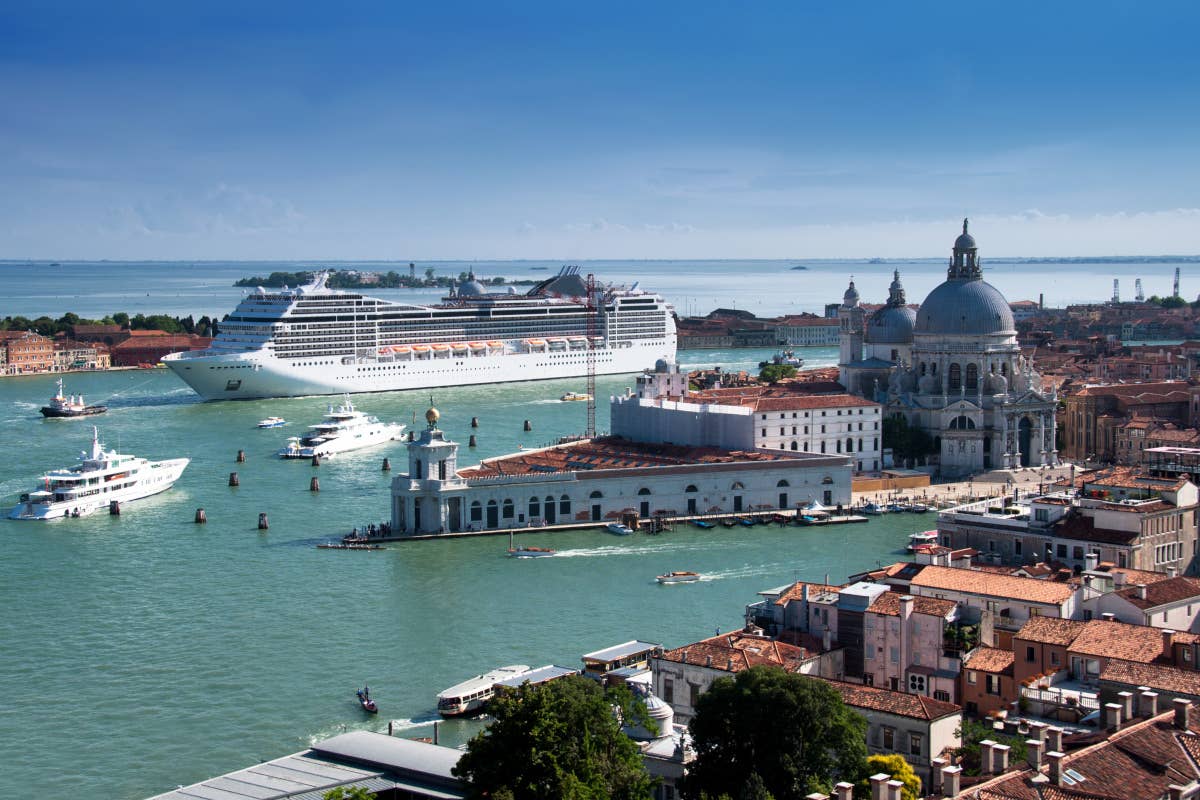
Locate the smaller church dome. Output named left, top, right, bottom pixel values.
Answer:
left=866, top=305, right=916, bottom=344
left=654, top=357, right=673, bottom=373
left=954, top=218, right=976, bottom=251
left=843, top=280, right=860, bottom=307
left=457, top=271, right=487, bottom=296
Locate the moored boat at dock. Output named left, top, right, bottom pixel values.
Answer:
left=436, top=665, right=532, bottom=716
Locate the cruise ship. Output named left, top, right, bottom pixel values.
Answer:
left=163, top=267, right=677, bottom=400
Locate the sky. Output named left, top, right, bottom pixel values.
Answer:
left=2, top=1, right=1199, bottom=261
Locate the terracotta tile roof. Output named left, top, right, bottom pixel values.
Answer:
left=823, top=679, right=960, bottom=721
left=773, top=581, right=842, bottom=606
left=909, top=565, right=1076, bottom=605
left=1072, top=380, right=1190, bottom=399
left=457, top=436, right=812, bottom=479
left=1051, top=514, right=1140, bottom=545
left=1100, top=658, right=1200, bottom=697
left=1104, top=566, right=1174, bottom=586
left=1015, top=617, right=1087, bottom=646
left=972, top=710, right=1200, bottom=800
left=1068, top=620, right=1169, bottom=662
left=963, top=646, right=1015, bottom=675
left=865, top=591, right=956, bottom=619
left=1114, top=576, right=1200, bottom=610
left=658, top=632, right=814, bottom=672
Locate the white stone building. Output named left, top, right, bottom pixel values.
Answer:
left=390, top=407, right=852, bottom=535
left=611, top=360, right=883, bottom=472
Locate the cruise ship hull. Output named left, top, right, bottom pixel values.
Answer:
left=164, top=338, right=672, bottom=401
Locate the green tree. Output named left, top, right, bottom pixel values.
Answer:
left=881, top=414, right=936, bottom=465
left=453, top=674, right=654, bottom=800
left=953, top=719, right=1027, bottom=776
left=862, top=754, right=920, bottom=800
left=321, top=787, right=375, bottom=800
left=759, top=364, right=798, bottom=384
left=112, top=312, right=130, bottom=327
left=682, top=666, right=868, bottom=800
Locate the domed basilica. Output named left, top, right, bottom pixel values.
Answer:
left=838, top=221, right=1059, bottom=477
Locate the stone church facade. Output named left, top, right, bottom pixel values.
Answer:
left=838, top=221, right=1059, bottom=477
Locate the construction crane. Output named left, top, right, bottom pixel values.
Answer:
left=585, top=272, right=598, bottom=439
left=1112, top=279, right=1120, bottom=304
left=1135, top=279, right=1145, bottom=302
left=1174, top=267, right=1181, bottom=299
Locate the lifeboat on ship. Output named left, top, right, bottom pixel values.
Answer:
left=468, top=341, right=487, bottom=350
left=547, top=337, right=568, bottom=350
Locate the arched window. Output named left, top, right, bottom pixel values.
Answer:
left=777, top=479, right=790, bottom=487
left=949, top=363, right=962, bottom=392
left=966, top=363, right=979, bottom=391
left=949, top=415, right=976, bottom=430
left=502, top=499, right=515, bottom=519
left=822, top=476, right=834, bottom=485
left=731, top=481, right=745, bottom=490
left=528, top=497, right=540, bottom=518
left=836, top=440, right=842, bottom=453
left=685, top=485, right=698, bottom=493
left=790, top=441, right=798, bottom=450
left=820, top=441, right=826, bottom=453
left=637, top=488, right=652, bottom=496
left=589, top=490, right=603, bottom=499
left=470, top=501, right=482, bottom=522
left=846, top=437, right=854, bottom=453
left=1001, top=362, right=1008, bottom=377
left=559, top=494, right=570, bottom=515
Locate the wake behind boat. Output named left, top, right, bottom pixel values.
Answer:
left=278, top=397, right=404, bottom=459
left=40, top=378, right=107, bottom=418
left=161, top=267, right=676, bottom=400
left=9, top=427, right=188, bottom=520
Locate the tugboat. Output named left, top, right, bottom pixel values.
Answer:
left=40, top=379, right=107, bottom=418
left=758, top=350, right=804, bottom=369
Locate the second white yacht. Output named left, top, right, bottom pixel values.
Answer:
left=278, top=397, right=405, bottom=459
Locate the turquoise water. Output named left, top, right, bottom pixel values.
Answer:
left=0, top=345, right=942, bottom=799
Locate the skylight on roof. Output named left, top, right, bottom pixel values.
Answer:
left=1063, top=769, right=1086, bottom=784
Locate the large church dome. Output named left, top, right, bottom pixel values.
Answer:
left=914, top=220, right=1015, bottom=336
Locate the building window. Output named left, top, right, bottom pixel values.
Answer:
left=882, top=727, right=895, bottom=750
left=1050, top=650, right=1061, bottom=666
left=1057, top=544, right=1067, bottom=558
left=890, top=646, right=899, bottom=664
left=967, top=670, right=977, bottom=685
left=1015, top=540, right=1023, bottom=556
left=1026, top=646, right=1036, bottom=662
left=986, top=674, right=1001, bottom=695
left=689, top=683, right=700, bottom=707
left=934, top=690, right=950, bottom=702
left=662, top=677, right=674, bottom=703
left=910, top=733, right=923, bottom=756
left=1035, top=509, right=1049, bottom=522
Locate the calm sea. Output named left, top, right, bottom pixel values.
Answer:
left=0, top=257, right=1186, bottom=799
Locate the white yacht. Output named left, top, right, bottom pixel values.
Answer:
left=278, top=396, right=404, bottom=459
left=162, top=267, right=676, bottom=400
left=436, top=665, right=532, bottom=717
left=9, top=428, right=189, bottom=520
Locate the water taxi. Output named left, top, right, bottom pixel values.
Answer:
left=656, top=571, right=701, bottom=584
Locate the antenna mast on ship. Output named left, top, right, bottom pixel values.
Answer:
left=585, top=272, right=598, bottom=439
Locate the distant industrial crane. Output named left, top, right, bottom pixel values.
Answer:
left=1136, top=279, right=1145, bottom=302
left=1112, top=279, right=1120, bottom=303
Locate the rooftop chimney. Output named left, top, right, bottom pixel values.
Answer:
left=1085, top=552, right=1099, bottom=572
left=834, top=782, right=855, bottom=800
left=1026, top=738, right=1044, bottom=770
left=1141, top=690, right=1159, bottom=718
left=1164, top=629, right=1177, bottom=661
left=1114, top=571, right=1128, bottom=587
left=886, top=780, right=904, bottom=800
left=942, top=765, right=961, bottom=798
left=1118, top=690, right=1134, bottom=721
left=1046, top=751, right=1066, bottom=786
left=1175, top=698, right=1192, bottom=731
left=993, top=742, right=1011, bottom=774
left=1168, top=566, right=1179, bottom=578
left=930, top=758, right=948, bottom=794
left=869, top=773, right=890, bottom=800
left=1136, top=583, right=1148, bottom=600
left=1046, top=726, right=1064, bottom=753
left=1100, top=611, right=1116, bottom=621
left=900, top=595, right=915, bottom=619
left=979, top=740, right=997, bottom=774
left=1104, top=702, right=1123, bottom=731
left=1028, top=720, right=1048, bottom=743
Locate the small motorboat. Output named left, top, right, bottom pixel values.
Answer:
left=738, top=517, right=756, bottom=527
left=859, top=502, right=884, bottom=515
left=691, top=519, right=715, bottom=529
left=907, top=531, right=939, bottom=551
left=257, top=416, right=286, bottom=428
left=908, top=503, right=930, bottom=513
left=719, top=518, right=737, bottom=528
left=606, top=522, right=634, bottom=535
left=356, top=688, right=378, bottom=714
left=657, top=571, right=701, bottom=584
left=560, top=392, right=592, bottom=402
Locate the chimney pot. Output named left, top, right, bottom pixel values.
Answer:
left=869, top=772, right=890, bottom=800
left=1104, top=702, right=1123, bottom=731
left=1141, top=690, right=1159, bottom=717
left=1164, top=629, right=1177, bottom=660
left=1046, top=726, right=1064, bottom=753
left=979, top=740, right=997, bottom=774
left=930, top=758, right=948, bottom=793
left=886, top=779, right=904, bottom=800
left=942, top=765, right=962, bottom=798
left=1169, top=566, right=1179, bottom=578
left=1028, top=720, right=1048, bottom=743
left=1100, top=611, right=1116, bottom=621
left=993, top=742, right=1011, bottom=774
left=834, top=782, right=855, bottom=800
left=1026, top=739, right=1044, bottom=770
left=1117, top=690, right=1134, bottom=721
left=1046, top=751, right=1066, bottom=786
left=1174, top=698, right=1192, bottom=730
left=1136, top=583, right=1147, bottom=600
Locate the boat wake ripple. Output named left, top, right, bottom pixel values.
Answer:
left=700, top=563, right=786, bottom=581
